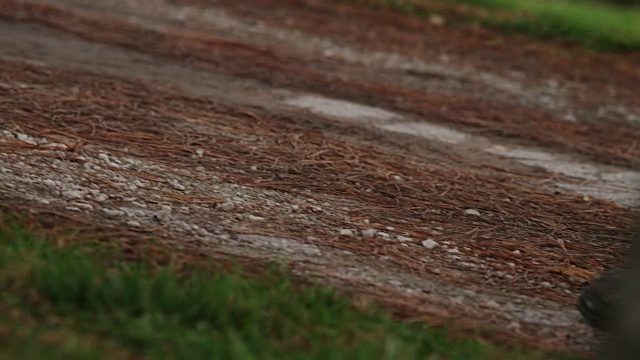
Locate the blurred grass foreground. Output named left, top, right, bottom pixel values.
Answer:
left=0, top=211, right=573, bottom=359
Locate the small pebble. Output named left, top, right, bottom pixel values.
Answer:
left=421, top=239, right=438, bottom=249
left=94, top=194, right=109, bottom=202
left=75, top=203, right=94, bottom=211
left=103, top=208, right=124, bottom=217
left=62, top=190, right=84, bottom=200
left=97, top=153, right=110, bottom=162
left=169, top=180, right=186, bottom=191
left=463, top=209, right=481, bottom=216
left=42, top=179, right=58, bottom=187
left=339, top=229, right=355, bottom=237
left=16, top=133, right=36, bottom=144
left=447, top=247, right=461, bottom=254
left=154, top=206, right=172, bottom=223
left=361, top=229, right=377, bottom=238
left=396, top=235, right=412, bottom=242
left=218, top=202, right=235, bottom=211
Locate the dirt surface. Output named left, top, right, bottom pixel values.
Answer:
left=1, top=0, right=639, bottom=354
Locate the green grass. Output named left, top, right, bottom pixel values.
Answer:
left=0, top=212, right=574, bottom=360
left=457, top=0, right=640, bottom=50
left=340, top=0, right=640, bottom=50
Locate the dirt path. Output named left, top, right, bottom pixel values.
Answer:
left=1, top=0, right=639, bottom=354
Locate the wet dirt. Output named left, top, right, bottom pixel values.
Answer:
left=1, top=0, right=639, bottom=355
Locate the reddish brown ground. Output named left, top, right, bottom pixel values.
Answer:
left=0, top=0, right=638, bottom=355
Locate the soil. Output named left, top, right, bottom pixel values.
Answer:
left=1, top=0, right=639, bottom=355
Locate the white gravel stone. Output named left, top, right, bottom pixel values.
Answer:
left=361, top=228, right=377, bottom=238
left=421, top=239, right=438, bottom=249
left=97, top=153, right=110, bottom=162
left=218, top=202, right=235, bottom=211
left=132, top=201, right=147, bottom=208
left=339, top=229, right=355, bottom=237
left=16, top=133, right=36, bottom=144
left=377, top=231, right=390, bottom=239
left=75, top=203, right=94, bottom=211
left=42, top=179, right=58, bottom=187
left=246, top=214, right=264, bottom=221
left=115, top=182, right=129, bottom=189
left=124, top=209, right=146, bottom=217
left=154, top=206, right=172, bottom=223
left=103, top=208, right=124, bottom=217
left=447, top=247, right=461, bottom=254
left=396, top=235, right=412, bottom=242
left=196, top=149, right=205, bottom=158
left=48, top=142, right=67, bottom=150
left=169, top=180, right=186, bottom=191
left=62, top=190, right=84, bottom=200
left=463, top=209, right=481, bottom=216
left=93, top=194, right=109, bottom=202
left=127, top=220, right=141, bottom=227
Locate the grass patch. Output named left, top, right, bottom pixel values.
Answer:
left=0, top=211, right=574, bottom=359
left=339, top=0, right=640, bottom=50
left=457, top=0, right=640, bottom=50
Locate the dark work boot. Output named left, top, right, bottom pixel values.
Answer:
left=577, top=270, right=624, bottom=331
